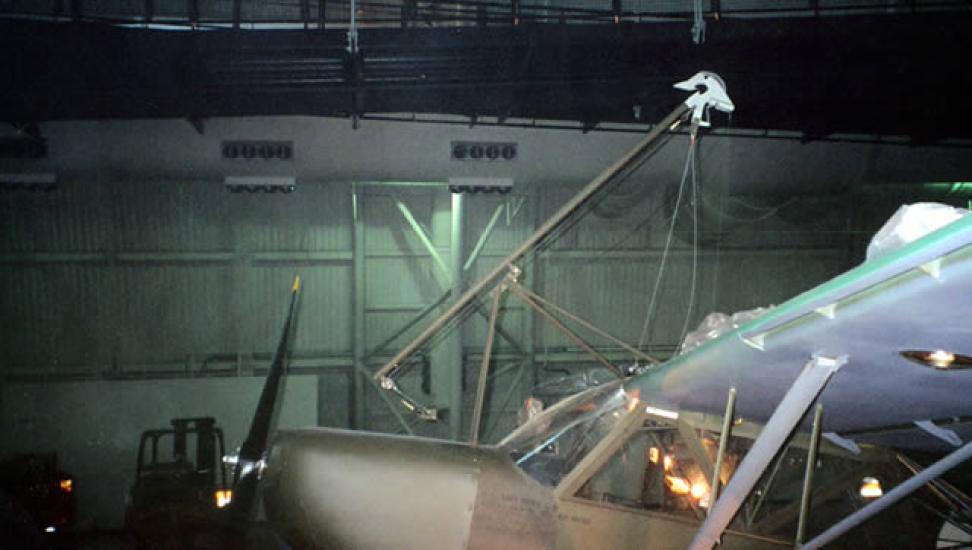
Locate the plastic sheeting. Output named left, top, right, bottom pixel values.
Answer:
left=518, top=371, right=618, bottom=425
left=678, top=203, right=970, bottom=354
left=679, top=307, right=773, bottom=355
left=501, top=381, right=632, bottom=486
left=866, top=202, right=970, bottom=261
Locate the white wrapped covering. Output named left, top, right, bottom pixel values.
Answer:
left=866, top=202, right=969, bottom=261
left=677, top=203, right=968, bottom=355
left=679, top=307, right=773, bottom=354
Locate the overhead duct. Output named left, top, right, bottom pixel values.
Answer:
left=0, top=172, right=57, bottom=191
left=448, top=177, right=513, bottom=194
left=223, top=176, right=297, bottom=194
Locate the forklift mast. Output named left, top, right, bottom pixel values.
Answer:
left=171, top=417, right=217, bottom=475
left=127, top=417, right=232, bottom=544
left=133, top=416, right=227, bottom=489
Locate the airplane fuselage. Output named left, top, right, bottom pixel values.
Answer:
left=262, top=428, right=789, bottom=549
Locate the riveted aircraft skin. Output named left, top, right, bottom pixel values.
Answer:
left=261, top=428, right=787, bottom=550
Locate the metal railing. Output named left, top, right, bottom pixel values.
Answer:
left=1, top=0, right=969, bottom=30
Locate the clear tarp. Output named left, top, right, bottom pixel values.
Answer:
left=675, top=202, right=970, bottom=355
left=866, top=202, right=969, bottom=261
left=678, top=307, right=772, bottom=355
left=500, top=380, right=634, bottom=486
left=517, top=371, right=621, bottom=425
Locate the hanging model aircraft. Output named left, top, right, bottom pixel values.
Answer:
left=221, top=72, right=972, bottom=549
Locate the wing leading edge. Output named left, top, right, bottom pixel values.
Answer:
left=627, top=213, right=972, bottom=452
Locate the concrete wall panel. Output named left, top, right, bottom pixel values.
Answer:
left=0, top=376, right=317, bottom=529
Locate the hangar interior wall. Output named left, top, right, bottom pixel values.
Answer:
left=2, top=117, right=967, bottom=529
left=0, top=376, right=317, bottom=529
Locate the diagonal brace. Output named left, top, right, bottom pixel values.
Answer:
left=802, top=438, right=972, bottom=549
left=469, top=283, right=506, bottom=445
left=513, top=282, right=658, bottom=365
left=708, top=388, right=737, bottom=512
left=393, top=198, right=524, bottom=354
left=508, top=282, right=623, bottom=378
left=688, top=354, right=847, bottom=550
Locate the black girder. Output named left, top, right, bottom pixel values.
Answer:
left=1, top=14, right=971, bottom=139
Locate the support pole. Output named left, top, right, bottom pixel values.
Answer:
left=508, top=283, right=622, bottom=377
left=755, top=464, right=871, bottom=536
left=747, top=449, right=787, bottom=526
left=395, top=198, right=449, bottom=276
left=516, top=283, right=658, bottom=364
left=689, top=355, right=846, bottom=550
left=523, top=188, right=541, bottom=395
left=802, top=439, right=972, bottom=550
left=375, top=102, right=689, bottom=382
left=366, top=289, right=451, bottom=360
left=796, top=404, right=824, bottom=544
left=189, top=0, right=199, bottom=27
left=470, top=284, right=504, bottom=445
left=679, top=421, right=717, bottom=488
left=464, top=204, right=505, bottom=272
left=395, top=197, right=524, bottom=354
left=449, top=192, right=465, bottom=440
left=483, top=358, right=529, bottom=442
left=351, top=187, right=367, bottom=429
left=898, top=453, right=972, bottom=514
left=708, top=387, right=737, bottom=514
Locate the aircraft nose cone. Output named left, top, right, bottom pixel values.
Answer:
left=260, top=428, right=485, bottom=550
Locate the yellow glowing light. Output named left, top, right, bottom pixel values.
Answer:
left=665, top=475, right=691, bottom=495
left=860, top=477, right=882, bottom=499
left=215, top=489, right=233, bottom=508
left=645, top=405, right=679, bottom=420
left=663, top=455, right=674, bottom=472
left=929, top=350, right=956, bottom=369
left=626, top=389, right=641, bottom=412
left=690, top=481, right=708, bottom=500
left=649, top=447, right=660, bottom=464
left=59, top=479, right=73, bottom=493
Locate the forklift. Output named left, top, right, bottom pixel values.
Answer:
left=125, top=417, right=230, bottom=548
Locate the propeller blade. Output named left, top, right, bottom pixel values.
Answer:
left=230, top=275, right=302, bottom=519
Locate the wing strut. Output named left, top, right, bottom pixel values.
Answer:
left=688, top=354, right=847, bottom=550
left=802, top=439, right=972, bottom=549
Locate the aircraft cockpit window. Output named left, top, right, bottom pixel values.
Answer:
left=499, top=380, right=635, bottom=487
left=572, top=419, right=732, bottom=520
left=566, top=412, right=923, bottom=545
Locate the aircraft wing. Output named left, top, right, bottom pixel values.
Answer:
left=627, top=213, right=972, bottom=452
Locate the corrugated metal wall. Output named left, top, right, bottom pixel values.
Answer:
left=0, top=179, right=353, bottom=372
left=0, top=173, right=855, bottom=438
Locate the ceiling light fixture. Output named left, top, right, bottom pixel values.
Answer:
left=860, top=477, right=883, bottom=499
left=224, top=176, right=296, bottom=194
left=901, top=350, right=972, bottom=370
left=929, top=350, right=956, bottom=368
left=645, top=405, right=679, bottom=420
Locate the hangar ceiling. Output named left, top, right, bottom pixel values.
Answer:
left=2, top=0, right=971, bottom=141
